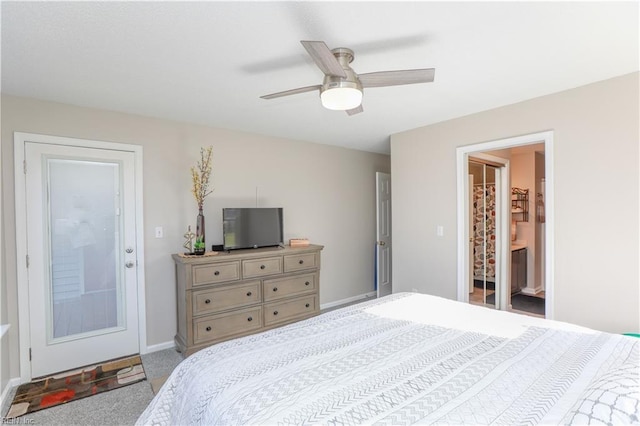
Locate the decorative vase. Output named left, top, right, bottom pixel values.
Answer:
left=194, top=208, right=206, bottom=255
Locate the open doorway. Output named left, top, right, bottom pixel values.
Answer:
left=504, top=144, right=546, bottom=317
left=456, top=131, right=554, bottom=320
left=470, top=145, right=546, bottom=317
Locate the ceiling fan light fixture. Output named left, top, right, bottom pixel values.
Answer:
left=320, top=77, right=363, bottom=110
left=321, top=87, right=363, bottom=110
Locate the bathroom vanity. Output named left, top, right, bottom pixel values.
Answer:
left=511, top=245, right=527, bottom=294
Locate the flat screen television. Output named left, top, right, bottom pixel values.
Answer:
left=223, top=207, right=284, bottom=250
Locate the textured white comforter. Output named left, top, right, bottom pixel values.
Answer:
left=137, top=293, right=640, bottom=425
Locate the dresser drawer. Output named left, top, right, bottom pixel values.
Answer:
left=284, top=252, right=318, bottom=272
left=264, top=295, right=317, bottom=327
left=242, top=256, right=282, bottom=278
left=192, top=281, right=261, bottom=316
left=263, top=273, right=316, bottom=302
left=193, top=306, right=263, bottom=345
left=192, top=261, right=240, bottom=286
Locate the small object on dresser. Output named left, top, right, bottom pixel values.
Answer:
left=183, top=226, right=196, bottom=253
left=289, top=238, right=310, bottom=247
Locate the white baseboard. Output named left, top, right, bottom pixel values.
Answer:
left=320, top=291, right=377, bottom=310
left=1, top=377, right=21, bottom=410
left=143, top=341, right=176, bottom=354
left=520, top=287, right=543, bottom=296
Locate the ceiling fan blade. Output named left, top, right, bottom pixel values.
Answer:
left=358, top=68, right=435, bottom=88
left=260, top=85, right=321, bottom=100
left=300, top=41, right=347, bottom=78
left=346, top=105, right=363, bottom=116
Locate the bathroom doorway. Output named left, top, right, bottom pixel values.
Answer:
left=503, top=143, right=547, bottom=317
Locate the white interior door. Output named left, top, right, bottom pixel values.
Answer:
left=24, top=141, right=140, bottom=378
left=376, top=172, right=392, bottom=298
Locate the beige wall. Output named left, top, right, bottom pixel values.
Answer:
left=391, top=72, right=639, bottom=333
left=0, top=95, right=390, bottom=380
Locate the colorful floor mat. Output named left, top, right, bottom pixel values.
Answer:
left=6, top=355, right=145, bottom=419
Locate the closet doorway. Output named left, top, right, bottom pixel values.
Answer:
left=469, top=161, right=499, bottom=308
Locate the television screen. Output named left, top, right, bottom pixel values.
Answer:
left=223, top=208, right=284, bottom=250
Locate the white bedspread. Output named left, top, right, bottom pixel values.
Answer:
left=137, top=293, right=640, bottom=425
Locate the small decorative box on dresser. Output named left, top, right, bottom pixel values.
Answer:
left=173, top=244, right=323, bottom=355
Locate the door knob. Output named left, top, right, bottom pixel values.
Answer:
left=378, top=241, right=386, bottom=246
left=125, top=261, right=135, bottom=268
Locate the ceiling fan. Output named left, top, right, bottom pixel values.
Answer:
left=260, top=40, right=435, bottom=115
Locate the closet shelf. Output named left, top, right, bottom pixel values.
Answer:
left=511, top=187, right=529, bottom=222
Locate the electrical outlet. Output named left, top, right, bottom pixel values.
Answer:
left=155, top=226, right=163, bottom=238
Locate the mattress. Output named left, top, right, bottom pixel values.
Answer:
left=137, top=293, right=640, bottom=425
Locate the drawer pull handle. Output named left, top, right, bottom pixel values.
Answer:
left=305, top=303, right=310, bottom=308
left=273, top=311, right=278, bottom=316
left=206, top=326, right=212, bottom=332
left=205, top=299, right=211, bottom=304
left=246, top=291, right=252, bottom=297
left=260, top=265, right=266, bottom=270
left=305, top=281, right=310, bottom=286
left=247, top=316, right=253, bottom=322
left=214, top=271, right=220, bottom=276
left=299, top=260, right=304, bottom=264
left=273, top=287, right=278, bottom=292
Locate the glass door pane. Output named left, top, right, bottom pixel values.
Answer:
left=47, top=159, right=123, bottom=342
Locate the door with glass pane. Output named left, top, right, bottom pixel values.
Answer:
left=25, top=142, right=139, bottom=378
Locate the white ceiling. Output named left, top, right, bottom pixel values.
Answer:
left=2, top=1, right=638, bottom=154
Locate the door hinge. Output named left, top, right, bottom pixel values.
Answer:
left=26, top=254, right=30, bottom=268
left=23, top=160, right=27, bottom=174
left=29, top=348, right=32, bottom=361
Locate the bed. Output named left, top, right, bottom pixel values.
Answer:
left=137, top=292, right=639, bottom=425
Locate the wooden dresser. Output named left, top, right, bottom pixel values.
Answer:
left=173, top=244, right=323, bottom=355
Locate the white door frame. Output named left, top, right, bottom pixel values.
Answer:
left=456, top=130, right=554, bottom=319
left=14, top=132, right=147, bottom=382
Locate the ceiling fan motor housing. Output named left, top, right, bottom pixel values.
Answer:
left=320, top=47, right=363, bottom=110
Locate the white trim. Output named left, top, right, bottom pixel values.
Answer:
left=0, top=324, right=9, bottom=340
left=15, top=134, right=29, bottom=381
left=146, top=341, right=176, bottom=354
left=456, top=130, right=555, bottom=319
left=13, top=132, right=146, bottom=380
left=320, top=291, right=377, bottom=310
left=520, top=287, right=543, bottom=296
left=134, top=142, right=148, bottom=354
left=0, top=378, right=21, bottom=408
